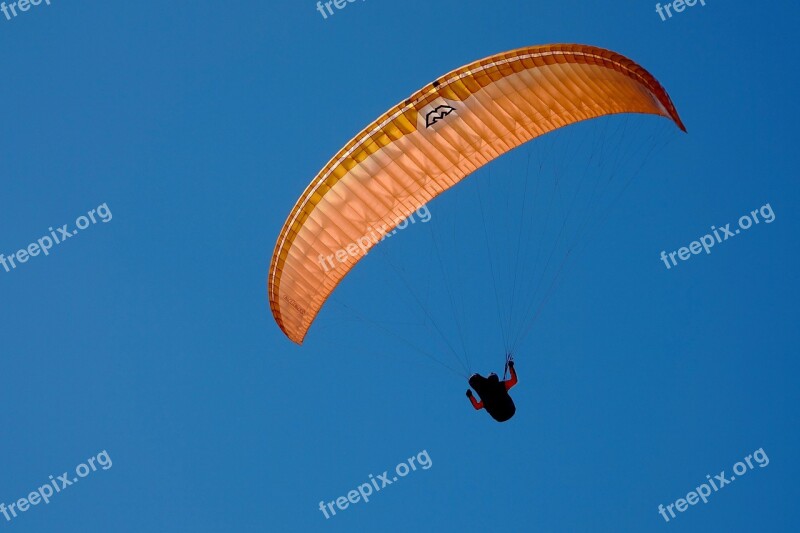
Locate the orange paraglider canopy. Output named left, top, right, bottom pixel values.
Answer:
left=268, top=43, right=685, bottom=344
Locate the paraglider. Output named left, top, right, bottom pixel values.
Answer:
left=467, top=360, right=518, bottom=422
left=267, top=43, right=685, bottom=419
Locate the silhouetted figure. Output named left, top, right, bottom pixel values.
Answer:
left=466, top=360, right=518, bottom=422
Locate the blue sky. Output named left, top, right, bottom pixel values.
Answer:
left=1, top=1, right=798, bottom=531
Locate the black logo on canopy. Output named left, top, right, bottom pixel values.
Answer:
left=425, top=105, right=456, bottom=128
